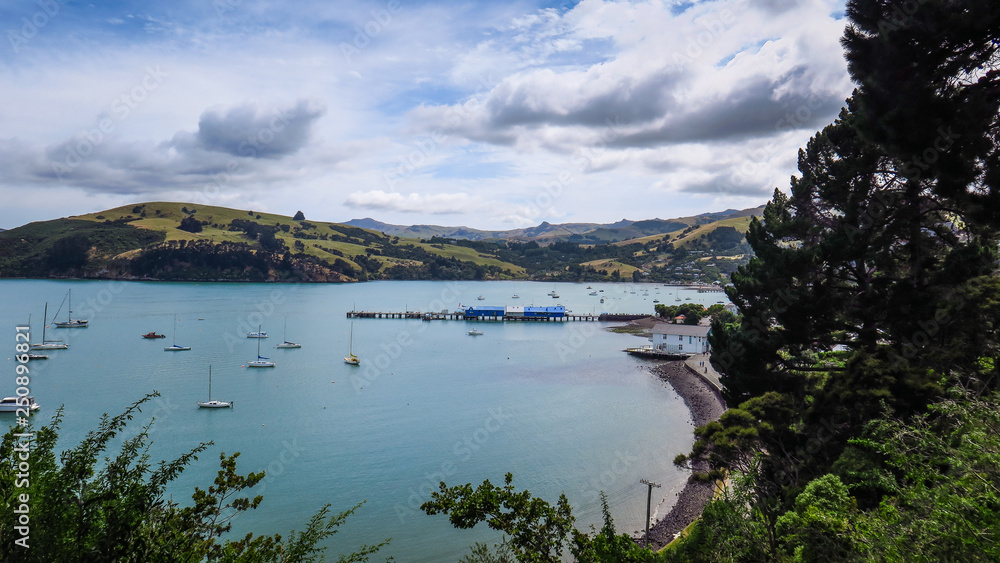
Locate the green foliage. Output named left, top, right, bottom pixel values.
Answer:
left=179, top=216, right=204, bottom=233
left=775, top=475, right=863, bottom=562
left=46, top=234, right=90, bottom=272
left=421, top=473, right=576, bottom=563
left=660, top=469, right=777, bottom=562
left=0, top=393, right=387, bottom=562
left=654, top=303, right=705, bottom=325
left=0, top=218, right=165, bottom=278
left=671, top=4, right=1000, bottom=561
left=572, top=494, right=654, bottom=563
left=459, top=537, right=517, bottom=563
left=422, top=475, right=656, bottom=563
left=847, top=387, right=1000, bottom=562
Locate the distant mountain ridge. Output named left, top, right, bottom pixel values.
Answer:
left=344, top=207, right=759, bottom=243
left=0, top=201, right=763, bottom=284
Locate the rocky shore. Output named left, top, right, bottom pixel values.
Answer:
left=642, top=360, right=727, bottom=549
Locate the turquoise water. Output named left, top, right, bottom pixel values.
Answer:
left=1, top=280, right=726, bottom=561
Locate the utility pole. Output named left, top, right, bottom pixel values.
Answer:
left=640, top=479, right=660, bottom=547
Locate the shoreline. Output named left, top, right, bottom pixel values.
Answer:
left=641, top=360, right=727, bottom=549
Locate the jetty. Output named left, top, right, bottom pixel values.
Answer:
left=623, top=346, right=691, bottom=360
left=346, top=308, right=653, bottom=323
left=695, top=285, right=725, bottom=293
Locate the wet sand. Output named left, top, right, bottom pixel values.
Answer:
left=642, top=360, right=727, bottom=549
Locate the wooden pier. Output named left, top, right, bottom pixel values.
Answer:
left=623, top=347, right=691, bottom=360
left=344, top=310, right=645, bottom=322
left=695, top=285, right=725, bottom=293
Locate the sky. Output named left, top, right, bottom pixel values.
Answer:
left=0, top=0, right=854, bottom=231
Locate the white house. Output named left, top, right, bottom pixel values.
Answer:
left=651, top=324, right=711, bottom=354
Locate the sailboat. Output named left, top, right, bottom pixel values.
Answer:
left=276, top=317, right=301, bottom=349
left=30, top=304, right=68, bottom=350
left=164, top=316, right=191, bottom=351
left=247, top=325, right=275, bottom=367
left=198, top=366, right=232, bottom=408
left=675, top=290, right=681, bottom=302
left=344, top=322, right=360, bottom=365
left=52, top=289, right=88, bottom=328
left=23, top=315, right=50, bottom=359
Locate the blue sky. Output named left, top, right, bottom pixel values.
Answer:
left=0, top=0, right=852, bottom=230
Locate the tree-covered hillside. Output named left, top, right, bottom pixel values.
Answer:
left=0, top=202, right=755, bottom=283
left=416, top=1, right=1000, bottom=561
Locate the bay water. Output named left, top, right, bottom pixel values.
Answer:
left=1, top=279, right=727, bottom=561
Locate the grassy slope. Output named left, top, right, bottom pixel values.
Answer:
left=615, top=215, right=757, bottom=248
left=72, top=202, right=525, bottom=275
left=671, top=216, right=755, bottom=250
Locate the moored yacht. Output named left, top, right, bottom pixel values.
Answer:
left=0, top=396, right=39, bottom=412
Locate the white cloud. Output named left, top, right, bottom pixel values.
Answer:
left=0, top=0, right=852, bottom=230
left=344, top=190, right=489, bottom=215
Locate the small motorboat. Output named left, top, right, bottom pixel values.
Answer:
left=468, top=328, right=484, bottom=336
left=0, top=396, right=39, bottom=412
left=142, top=332, right=166, bottom=339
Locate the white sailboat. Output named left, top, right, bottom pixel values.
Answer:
left=30, top=304, right=68, bottom=350
left=198, top=366, right=232, bottom=408
left=164, top=316, right=191, bottom=351
left=344, top=322, right=360, bottom=365
left=52, top=289, right=88, bottom=328
left=276, top=317, right=301, bottom=349
left=247, top=325, right=275, bottom=367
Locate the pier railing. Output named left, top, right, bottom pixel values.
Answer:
left=345, top=310, right=654, bottom=322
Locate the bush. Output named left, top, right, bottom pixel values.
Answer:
left=178, top=216, right=203, bottom=233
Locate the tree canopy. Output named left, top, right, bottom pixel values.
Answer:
left=0, top=393, right=388, bottom=562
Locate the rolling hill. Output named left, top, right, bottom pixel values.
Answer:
left=0, top=202, right=762, bottom=283
left=343, top=206, right=762, bottom=244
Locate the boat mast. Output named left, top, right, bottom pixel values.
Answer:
left=208, top=365, right=212, bottom=401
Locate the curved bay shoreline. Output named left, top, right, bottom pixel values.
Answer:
left=642, top=360, right=727, bottom=549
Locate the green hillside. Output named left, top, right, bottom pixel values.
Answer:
left=0, top=202, right=755, bottom=283
left=0, top=202, right=525, bottom=282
